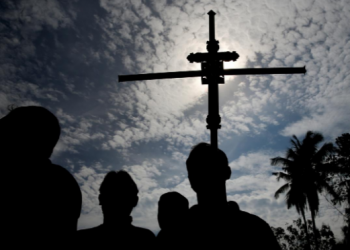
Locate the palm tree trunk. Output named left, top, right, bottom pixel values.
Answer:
left=301, top=210, right=312, bottom=250
left=310, top=210, right=319, bottom=250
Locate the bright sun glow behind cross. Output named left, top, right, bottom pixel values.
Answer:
left=220, top=41, right=249, bottom=69
left=186, top=38, right=250, bottom=96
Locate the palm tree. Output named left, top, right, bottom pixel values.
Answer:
left=272, top=131, right=334, bottom=250
left=272, top=140, right=312, bottom=250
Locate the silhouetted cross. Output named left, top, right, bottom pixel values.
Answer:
left=119, top=10, right=306, bottom=150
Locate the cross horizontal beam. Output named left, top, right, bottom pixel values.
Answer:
left=118, top=66, right=306, bottom=82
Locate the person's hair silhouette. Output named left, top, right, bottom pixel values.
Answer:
left=185, top=142, right=281, bottom=249
left=156, top=191, right=189, bottom=249
left=78, top=170, right=155, bottom=248
left=0, top=106, right=60, bottom=159
left=157, top=191, right=189, bottom=231
left=99, top=170, right=139, bottom=224
left=1, top=106, right=82, bottom=248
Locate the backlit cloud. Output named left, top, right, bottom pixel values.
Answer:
left=1, top=0, right=348, bottom=240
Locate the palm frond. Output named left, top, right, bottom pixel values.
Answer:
left=274, top=183, right=290, bottom=199
left=271, top=157, right=293, bottom=168
left=273, top=171, right=292, bottom=182
left=303, top=131, right=322, bottom=152
left=286, top=148, right=298, bottom=160
left=304, top=131, right=314, bottom=144
left=290, top=138, right=300, bottom=151
left=292, top=135, right=302, bottom=148
left=311, top=132, right=324, bottom=145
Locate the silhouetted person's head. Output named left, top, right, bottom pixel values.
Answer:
left=0, top=106, right=60, bottom=159
left=186, top=143, right=231, bottom=194
left=99, top=170, right=139, bottom=219
left=158, top=191, right=189, bottom=230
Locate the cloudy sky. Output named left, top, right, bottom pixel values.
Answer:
left=1, top=0, right=349, bottom=239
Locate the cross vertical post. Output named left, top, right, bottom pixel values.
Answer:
left=206, top=10, right=221, bottom=150
left=209, top=10, right=215, bottom=41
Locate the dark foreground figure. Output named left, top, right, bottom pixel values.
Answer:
left=77, top=170, right=155, bottom=248
left=185, top=143, right=281, bottom=249
left=1, top=106, right=82, bottom=248
left=156, top=191, right=189, bottom=249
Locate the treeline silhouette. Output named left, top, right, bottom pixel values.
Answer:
left=0, top=106, right=348, bottom=250
left=272, top=219, right=337, bottom=250
left=271, top=131, right=349, bottom=250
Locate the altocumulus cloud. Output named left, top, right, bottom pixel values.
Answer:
left=0, top=0, right=349, bottom=240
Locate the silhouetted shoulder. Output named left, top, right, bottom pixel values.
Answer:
left=237, top=210, right=281, bottom=250
left=77, top=225, right=155, bottom=238
left=131, top=225, right=156, bottom=238
left=78, top=225, right=103, bottom=232
left=130, top=225, right=156, bottom=249
left=50, top=163, right=81, bottom=192
left=51, top=163, right=75, bottom=175
left=239, top=210, right=270, bottom=226
left=77, top=225, right=155, bottom=249
left=189, top=204, right=199, bottom=212
left=76, top=225, right=105, bottom=248
left=50, top=163, right=82, bottom=219
left=50, top=163, right=78, bottom=184
left=77, top=225, right=103, bottom=236
left=188, top=205, right=280, bottom=250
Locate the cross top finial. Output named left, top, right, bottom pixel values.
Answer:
left=207, top=10, right=218, bottom=52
